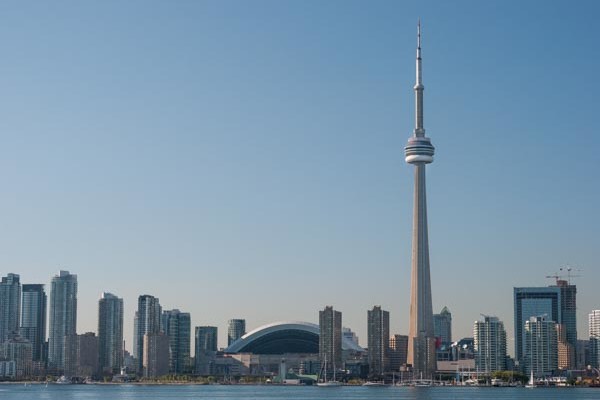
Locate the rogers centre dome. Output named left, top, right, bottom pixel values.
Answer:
left=224, top=321, right=364, bottom=355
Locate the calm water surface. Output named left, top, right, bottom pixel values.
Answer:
left=0, top=384, right=598, bottom=400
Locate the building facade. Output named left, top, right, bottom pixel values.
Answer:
left=556, top=323, right=574, bottom=371
left=319, top=306, right=342, bottom=373
left=65, top=332, right=99, bottom=378
left=135, top=295, right=162, bottom=373
left=48, top=270, right=78, bottom=371
left=195, top=326, right=218, bottom=375
left=590, top=310, right=600, bottom=368
left=98, top=292, right=124, bottom=374
left=434, top=306, right=452, bottom=345
left=513, top=286, right=560, bottom=367
left=367, top=306, right=390, bottom=376
left=20, top=284, right=47, bottom=362
left=389, top=334, right=408, bottom=372
left=196, top=326, right=218, bottom=353
left=0, top=336, right=32, bottom=378
left=474, top=315, right=507, bottom=373
left=162, top=309, right=191, bottom=374
left=524, top=316, right=558, bottom=377
left=227, top=319, right=246, bottom=346
left=143, top=332, right=169, bottom=378
left=552, top=280, right=577, bottom=368
left=0, top=273, right=22, bottom=343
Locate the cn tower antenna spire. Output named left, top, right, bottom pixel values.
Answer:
left=417, top=19, right=422, bottom=59
left=414, top=20, right=424, bottom=137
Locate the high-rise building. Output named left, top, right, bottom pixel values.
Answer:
left=143, top=332, right=169, bottom=378
left=227, top=319, right=246, bottom=346
left=474, top=315, right=507, bottom=373
left=0, top=336, right=32, bottom=379
left=78, top=332, right=99, bottom=378
left=195, top=326, right=217, bottom=375
left=513, top=280, right=577, bottom=369
left=319, top=306, right=342, bottom=373
left=195, top=326, right=218, bottom=353
left=524, top=316, right=558, bottom=377
left=434, top=307, right=452, bottom=345
left=63, top=334, right=78, bottom=377
left=48, top=270, right=78, bottom=371
left=367, top=306, right=390, bottom=376
left=20, top=284, right=47, bottom=362
left=98, top=292, right=123, bottom=374
left=389, top=335, right=408, bottom=372
left=405, top=22, right=437, bottom=378
left=513, top=286, right=560, bottom=367
left=0, top=273, right=22, bottom=343
left=590, top=310, right=600, bottom=368
left=133, top=311, right=139, bottom=365
left=577, top=339, right=591, bottom=370
left=552, top=279, right=577, bottom=368
left=556, top=323, right=574, bottom=370
left=65, top=332, right=99, bottom=377
left=162, top=309, right=191, bottom=374
left=135, top=295, right=162, bottom=373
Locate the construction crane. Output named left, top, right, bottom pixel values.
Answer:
left=545, top=265, right=581, bottom=285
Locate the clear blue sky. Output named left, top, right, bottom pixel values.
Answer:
left=1, top=1, right=598, bottom=355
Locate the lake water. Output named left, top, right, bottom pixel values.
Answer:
left=1, top=384, right=599, bottom=400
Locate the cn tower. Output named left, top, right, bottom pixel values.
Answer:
left=405, top=21, right=436, bottom=378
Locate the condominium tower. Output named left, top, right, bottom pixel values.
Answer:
left=389, top=335, right=408, bottom=372
left=513, top=286, right=560, bottom=366
left=135, top=295, right=162, bottom=373
left=48, top=270, right=78, bottom=371
left=20, top=284, right=47, bottom=361
left=319, top=306, right=342, bottom=373
left=552, top=279, right=577, bottom=368
left=98, top=292, right=124, bottom=373
left=227, top=319, right=246, bottom=346
left=367, top=306, right=390, bottom=376
left=590, top=310, right=600, bottom=368
left=195, top=326, right=218, bottom=353
left=524, top=315, right=558, bottom=377
left=162, top=309, right=191, bottom=374
left=434, top=307, right=452, bottom=345
left=0, top=273, right=22, bottom=343
left=474, top=315, right=507, bottom=373
left=195, top=326, right=218, bottom=375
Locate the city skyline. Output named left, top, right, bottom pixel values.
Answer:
left=0, top=1, right=599, bottom=354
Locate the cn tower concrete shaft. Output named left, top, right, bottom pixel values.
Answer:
left=404, top=21, right=436, bottom=378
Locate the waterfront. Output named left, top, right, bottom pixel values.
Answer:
left=1, top=384, right=599, bottom=400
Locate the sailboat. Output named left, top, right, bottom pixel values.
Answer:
left=525, top=370, right=536, bottom=388
left=316, top=356, right=342, bottom=387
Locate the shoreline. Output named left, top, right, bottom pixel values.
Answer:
left=2, top=381, right=599, bottom=388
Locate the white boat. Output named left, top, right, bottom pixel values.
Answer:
left=317, top=380, right=343, bottom=387
left=413, top=380, right=432, bottom=387
left=491, top=378, right=506, bottom=387
left=56, top=375, right=72, bottom=384
left=412, top=371, right=433, bottom=387
left=362, top=381, right=387, bottom=387
left=525, top=371, right=536, bottom=388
